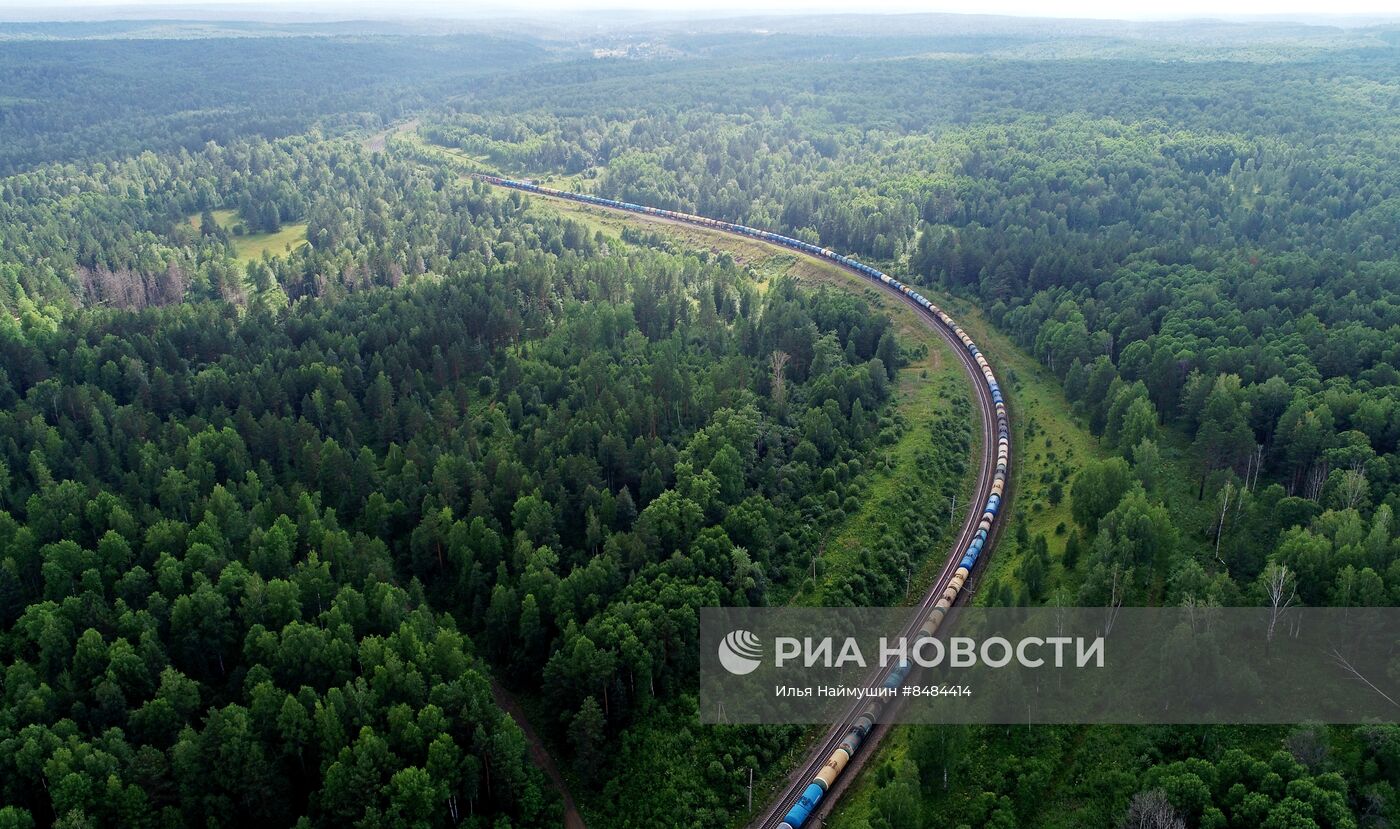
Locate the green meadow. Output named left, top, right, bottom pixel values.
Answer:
left=191, top=208, right=308, bottom=263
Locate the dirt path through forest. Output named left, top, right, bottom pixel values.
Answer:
left=489, top=679, right=588, bottom=829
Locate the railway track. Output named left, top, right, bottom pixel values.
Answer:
left=469, top=174, right=1009, bottom=829
left=751, top=282, right=1005, bottom=829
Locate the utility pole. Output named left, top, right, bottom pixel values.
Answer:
left=950, top=494, right=957, bottom=522
left=748, top=767, right=753, bottom=812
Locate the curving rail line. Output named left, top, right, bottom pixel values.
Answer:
left=470, top=174, right=1011, bottom=829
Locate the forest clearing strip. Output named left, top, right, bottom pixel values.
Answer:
left=488, top=679, right=588, bottom=829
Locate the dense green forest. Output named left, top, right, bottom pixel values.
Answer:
left=0, top=126, right=923, bottom=825
left=0, top=35, right=547, bottom=175
left=3, top=11, right=1400, bottom=829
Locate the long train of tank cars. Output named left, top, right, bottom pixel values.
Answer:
left=474, top=174, right=1010, bottom=829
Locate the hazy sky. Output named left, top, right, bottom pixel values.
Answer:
left=3, top=0, right=1399, bottom=20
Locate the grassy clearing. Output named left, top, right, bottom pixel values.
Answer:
left=935, top=295, right=1220, bottom=602
left=401, top=128, right=587, bottom=190
left=395, top=129, right=494, bottom=170
left=776, top=254, right=975, bottom=606
left=421, top=140, right=488, bottom=168
left=808, top=361, right=969, bottom=604
left=191, top=208, right=308, bottom=264
left=362, top=117, right=418, bottom=153
left=924, top=295, right=1107, bottom=602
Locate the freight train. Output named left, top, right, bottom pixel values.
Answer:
left=472, top=174, right=1010, bottom=829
